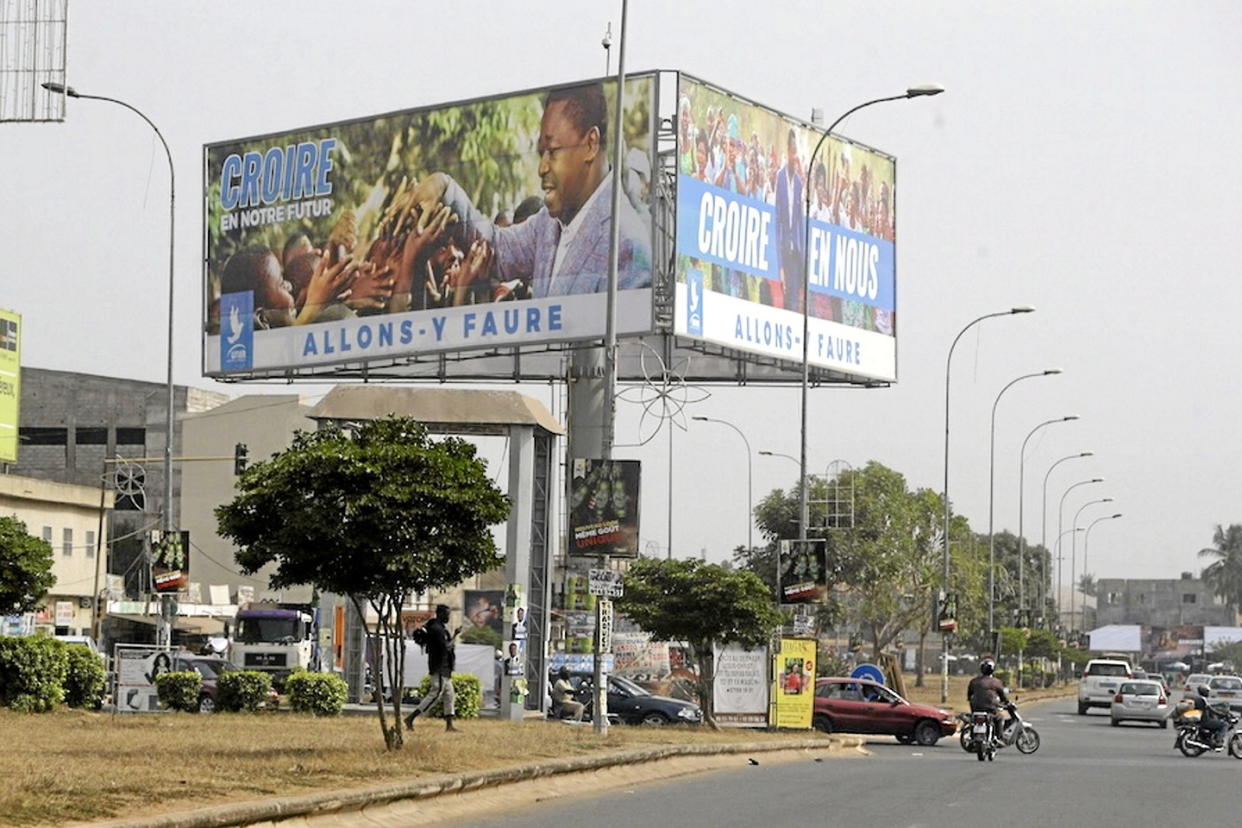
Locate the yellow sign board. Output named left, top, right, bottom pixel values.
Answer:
left=0, top=309, right=20, bottom=463
left=772, top=638, right=816, bottom=729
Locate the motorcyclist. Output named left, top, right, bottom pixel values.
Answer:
left=967, top=659, right=1009, bottom=743
left=1191, top=685, right=1228, bottom=749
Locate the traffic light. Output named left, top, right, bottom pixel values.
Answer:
left=233, top=443, right=248, bottom=475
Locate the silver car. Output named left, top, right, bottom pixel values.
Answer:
left=1110, top=680, right=1170, bottom=728
left=1207, top=675, right=1242, bottom=712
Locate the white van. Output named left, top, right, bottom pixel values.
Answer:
left=1078, top=658, right=1132, bottom=714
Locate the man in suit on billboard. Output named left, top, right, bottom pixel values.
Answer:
left=774, top=128, right=805, bottom=312
left=411, top=82, right=651, bottom=298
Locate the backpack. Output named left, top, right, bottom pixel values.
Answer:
left=411, top=624, right=429, bottom=646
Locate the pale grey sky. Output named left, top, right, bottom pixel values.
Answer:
left=4, top=1, right=1240, bottom=585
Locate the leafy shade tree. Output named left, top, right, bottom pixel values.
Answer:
left=0, top=516, right=55, bottom=615
left=616, top=558, right=782, bottom=729
left=1200, top=524, right=1242, bottom=609
left=1024, top=628, right=1060, bottom=660
left=216, top=417, right=510, bottom=749
left=1077, top=573, right=1096, bottom=597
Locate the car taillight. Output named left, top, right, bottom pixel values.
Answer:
left=1159, top=696, right=1167, bottom=705
left=1114, top=693, right=1123, bottom=703
left=1127, top=673, right=1133, bottom=679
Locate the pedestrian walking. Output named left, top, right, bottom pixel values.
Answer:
left=405, top=605, right=461, bottom=732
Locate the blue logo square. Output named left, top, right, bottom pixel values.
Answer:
left=686, top=269, right=704, bottom=336
left=219, top=291, right=254, bottom=372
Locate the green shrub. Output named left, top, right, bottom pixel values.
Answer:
left=155, top=670, right=203, bottom=712
left=217, top=670, right=272, bottom=712
left=286, top=671, right=347, bottom=716
left=63, top=645, right=107, bottom=708
left=411, top=672, right=482, bottom=719
left=0, top=636, right=68, bottom=712
left=994, top=669, right=1012, bottom=687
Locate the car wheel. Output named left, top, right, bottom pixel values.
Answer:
left=1077, top=701, right=1088, bottom=715
left=1159, top=719, right=1169, bottom=730
left=812, top=714, right=833, bottom=734
left=895, top=733, right=914, bottom=744
left=1110, top=717, right=1120, bottom=726
left=914, top=720, right=941, bottom=746
left=197, top=694, right=215, bottom=714
left=641, top=712, right=669, bottom=726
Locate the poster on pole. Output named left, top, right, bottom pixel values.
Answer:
left=0, top=308, right=20, bottom=463
left=713, top=643, right=769, bottom=727
left=779, top=539, right=827, bottom=603
left=151, top=530, right=190, bottom=593
left=771, top=638, right=815, bottom=728
left=569, top=459, right=640, bottom=557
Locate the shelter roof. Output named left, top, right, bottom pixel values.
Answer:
left=307, top=386, right=563, bottom=436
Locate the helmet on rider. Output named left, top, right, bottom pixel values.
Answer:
left=1197, top=685, right=1212, bottom=698
left=980, top=660, right=995, bottom=676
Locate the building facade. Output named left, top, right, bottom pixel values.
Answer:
left=1094, top=573, right=1237, bottom=628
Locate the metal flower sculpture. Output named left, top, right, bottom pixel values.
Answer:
left=615, top=342, right=711, bottom=446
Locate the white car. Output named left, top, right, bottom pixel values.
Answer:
left=1183, top=673, right=1214, bottom=697
left=1206, top=675, right=1242, bottom=712
left=1078, top=658, right=1132, bottom=714
left=1110, top=680, right=1170, bottom=728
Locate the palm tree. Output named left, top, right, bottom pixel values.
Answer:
left=1199, top=524, right=1242, bottom=609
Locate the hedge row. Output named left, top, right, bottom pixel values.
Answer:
left=0, top=636, right=104, bottom=712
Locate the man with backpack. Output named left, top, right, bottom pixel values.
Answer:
left=405, top=604, right=460, bottom=732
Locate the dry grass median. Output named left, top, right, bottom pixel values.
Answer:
left=0, top=709, right=822, bottom=826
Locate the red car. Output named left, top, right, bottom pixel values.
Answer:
left=813, top=677, right=956, bottom=746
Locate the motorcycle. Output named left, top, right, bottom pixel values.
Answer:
left=962, top=702, right=1039, bottom=760
left=1173, top=706, right=1242, bottom=758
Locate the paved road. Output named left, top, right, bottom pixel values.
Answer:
left=454, top=699, right=1241, bottom=828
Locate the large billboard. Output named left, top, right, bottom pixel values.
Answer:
left=674, top=75, right=897, bottom=382
left=0, top=309, right=20, bottom=463
left=203, top=76, right=655, bottom=376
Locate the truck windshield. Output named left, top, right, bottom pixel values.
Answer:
left=237, top=617, right=302, bottom=643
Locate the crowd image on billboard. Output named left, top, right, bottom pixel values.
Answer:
left=569, top=459, right=640, bottom=557
left=675, top=76, right=896, bottom=335
left=203, top=76, right=655, bottom=375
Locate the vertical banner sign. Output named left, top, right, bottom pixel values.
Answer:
left=203, top=76, right=656, bottom=377
left=0, top=309, right=20, bottom=463
left=151, top=530, right=190, bottom=593
left=569, top=459, right=641, bottom=557
left=772, top=638, right=816, bottom=728
left=674, top=75, right=898, bottom=382
left=503, top=584, right=527, bottom=677
left=779, top=539, right=827, bottom=603
left=713, top=643, right=769, bottom=727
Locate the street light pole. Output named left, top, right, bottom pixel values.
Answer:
left=939, top=307, right=1034, bottom=703
left=987, top=370, right=1061, bottom=640
left=798, top=84, right=944, bottom=545
left=1054, top=526, right=1084, bottom=630
left=1057, top=478, right=1103, bottom=627
left=44, top=81, right=177, bottom=649
left=1071, top=498, right=1114, bottom=632
left=1018, top=416, right=1078, bottom=623
left=1041, top=451, right=1093, bottom=627
left=692, top=416, right=753, bottom=553
left=759, top=450, right=800, bottom=468
left=1081, top=513, right=1122, bottom=630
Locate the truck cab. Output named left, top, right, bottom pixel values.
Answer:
left=228, top=606, right=313, bottom=687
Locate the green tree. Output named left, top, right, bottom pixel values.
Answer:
left=615, top=558, right=782, bottom=729
left=0, top=516, right=55, bottom=615
left=1200, top=524, right=1242, bottom=609
left=216, top=417, right=509, bottom=749
left=1024, top=628, right=1060, bottom=660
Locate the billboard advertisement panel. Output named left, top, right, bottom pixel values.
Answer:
left=714, top=643, right=769, bottom=727
left=772, top=638, right=815, bottom=728
left=674, top=75, right=897, bottom=382
left=779, top=539, right=828, bottom=603
left=151, top=530, right=190, bottom=593
left=203, top=76, right=655, bottom=376
left=568, top=458, right=640, bottom=557
left=0, top=309, right=19, bottom=462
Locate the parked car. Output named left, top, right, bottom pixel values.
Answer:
left=172, top=654, right=279, bottom=713
left=812, top=677, right=955, bottom=745
left=1206, top=675, right=1242, bottom=712
left=1110, top=680, right=1170, bottom=728
left=554, top=674, right=702, bottom=725
left=1078, top=658, right=1132, bottom=714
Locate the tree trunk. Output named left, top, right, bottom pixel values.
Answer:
left=692, top=641, right=718, bottom=730
left=914, top=629, right=926, bottom=688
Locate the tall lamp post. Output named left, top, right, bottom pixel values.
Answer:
left=1017, top=416, right=1078, bottom=623
left=938, top=307, right=1034, bottom=703
left=692, top=416, right=753, bottom=553
left=1040, top=451, right=1093, bottom=626
left=798, top=84, right=944, bottom=545
left=1070, top=497, right=1114, bottom=631
left=1081, top=513, right=1123, bottom=630
left=43, top=82, right=176, bottom=647
left=986, top=369, right=1061, bottom=639
left=759, top=449, right=800, bottom=468
left=1053, top=527, right=1084, bottom=629
left=1057, top=478, right=1103, bottom=626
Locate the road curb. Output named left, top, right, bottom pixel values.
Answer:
left=74, top=735, right=862, bottom=828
